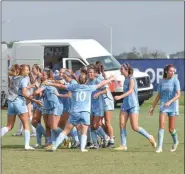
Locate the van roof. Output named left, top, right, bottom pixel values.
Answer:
left=14, top=39, right=111, bottom=58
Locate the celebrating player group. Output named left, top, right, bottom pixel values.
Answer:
left=1, top=62, right=181, bottom=153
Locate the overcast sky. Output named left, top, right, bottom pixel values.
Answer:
left=1, top=1, right=184, bottom=55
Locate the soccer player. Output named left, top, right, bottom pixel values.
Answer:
left=149, top=64, right=181, bottom=153
left=86, top=65, right=110, bottom=149
left=31, top=64, right=46, bottom=147
left=33, top=68, right=63, bottom=149
left=44, top=73, right=114, bottom=152
left=96, top=61, right=115, bottom=148
left=1, top=64, right=42, bottom=150
left=114, top=63, right=156, bottom=151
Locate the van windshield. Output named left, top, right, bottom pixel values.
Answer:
left=86, top=56, right=121, bottom=71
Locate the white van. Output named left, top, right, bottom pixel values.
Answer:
left=10, top=39, right=153, bottom=105
left=1, top=43, right=9, bottom=106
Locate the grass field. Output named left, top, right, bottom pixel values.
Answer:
left=1, top=101, right=184, bottom=174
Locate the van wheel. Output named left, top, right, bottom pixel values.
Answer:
left=139, top=101, right=144, bottom=106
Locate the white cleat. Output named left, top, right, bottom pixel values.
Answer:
left=81, top=149, right=88, bottom=152
left=25, top=146, right=35, bottom=150
left=156, top=148, right=163, bottom=153
left=170, top=142, right=179, bottom=152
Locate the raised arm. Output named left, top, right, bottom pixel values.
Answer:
left=43, top=81, right=67, bottom=90
left=95, top=75, right=114, bottom=89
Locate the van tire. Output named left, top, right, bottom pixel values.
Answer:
left=139, top=101, right=144, bottom=106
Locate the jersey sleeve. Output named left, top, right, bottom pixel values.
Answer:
left=20, top=77, right=29, bottom=88
left=174, top=78, right=180, bottom=91
left=66, top=84, right=76, bottom=91
left=88, top=85, right=97, bottom=92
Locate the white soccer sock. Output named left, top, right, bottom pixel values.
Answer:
left=1, top=127, right=9, bottom=136
left=24, top=130, right=30, bottom=147
left=81, top=134, right=87, bottom=151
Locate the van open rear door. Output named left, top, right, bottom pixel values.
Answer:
left=63, top=58, right=86, bottom=73
left=11, top=44, right=44, bottom=68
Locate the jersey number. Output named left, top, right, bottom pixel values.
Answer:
left=76, top=92, right=86, bottom=102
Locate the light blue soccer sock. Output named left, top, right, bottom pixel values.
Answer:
left=36, top=132, right=42, bottom=145
left=77, top=130, right=81, bottom=143
left=137, top=127, right=151, bottom=139
left=171, top=129, right=178, bottom=145
left=70, top=127, right=79, bottom=142
left=158, top=128, right=164, bottom=149
left=81, top=134, right=87, bottom=151
left=24, top=130, right=30, bottom=147
left=51, top=130, right=57, bottom=145
left=91, top=130, right=98, bottom=145
left=87, top=128, right=91, bottom=142
left=97, top=126, right=107, bottom=140
left=55, top=127, right=63, bottom=135
left=54, top=132, right=66, bottom=149
left=120, top=128, right=127, bottom=146
left=1, top=127, right=9, bottom=137
left=46, top=136, right=52, bottom=145
left=36, top=124, right=45, bottom=145
left=36, top=124, right=46, bottom=137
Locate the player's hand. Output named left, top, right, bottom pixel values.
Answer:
left=35, top=100, right=43, bottom=107
left=93, top=93, right=99, bottom=99
left=114, top=96, right=121, bottom=101
left=35, top=81, right=40, bottom=88
left=164, top=101, right=171, bottom=108
left=149, top=108, right=154, bottom=116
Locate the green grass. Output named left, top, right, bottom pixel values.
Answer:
left=1, top=104, right=184, bottom=174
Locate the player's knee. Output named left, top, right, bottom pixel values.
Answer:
left=131, top=126, right=139, bottom=132
left=31, top=119, right=37, bottom=128
left=169, top=128, right=174, bottom=133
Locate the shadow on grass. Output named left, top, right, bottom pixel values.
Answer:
left=2, top=145, right=24, bottom=149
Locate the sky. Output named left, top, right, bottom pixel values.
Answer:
left=1, top=1, right=184, bottom=55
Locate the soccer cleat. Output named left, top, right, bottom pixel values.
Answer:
left=90, top=144, right=99, bottom=149
left=149, top=135, right=157, bottom=148
left=34, top=144, right=43, bottom=148
left=12, top=132, right=22, bottom=136
left=71, top=141, right=80, bottom=149
left=44, top=144, right=52, bottom=150
left=114, top=145, right=128, bottom=151
left=86, top=142, right=92, bottom=149
left=63, top=138, right=71, bottom=148
left=25, top=146, right=35, bottom=150
left=156, top=148, right=163, bottom=153
left=81, top=149, right=88, bottom=152
left=30, top=133, right=36, bottom=137
left=170, top=142, right=179, bottom=152
left=102, top=139, right=109, bottom=148
left=107, top=142, right=115, bottom=148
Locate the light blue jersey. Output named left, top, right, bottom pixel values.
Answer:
left=86, top=77, right=105, bottom=115
left=41, top=85, right=61, bottom=109
left=18, top=77, right=30, bottom=102
left=57, top=78, right=70, bottom=113
left=97, top=74, right=114, bottom=111
left=8, top=76, right=28, bottom=115
left=66, top=84, right=97, bottom=113
left=158, top=77, right=180, bottom=113
left=122, top=76, right=139, bottom=110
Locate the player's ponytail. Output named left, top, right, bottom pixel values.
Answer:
left=78, top=73, right=87, bottom=84
left=122, top=63, right=133, bottom=76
